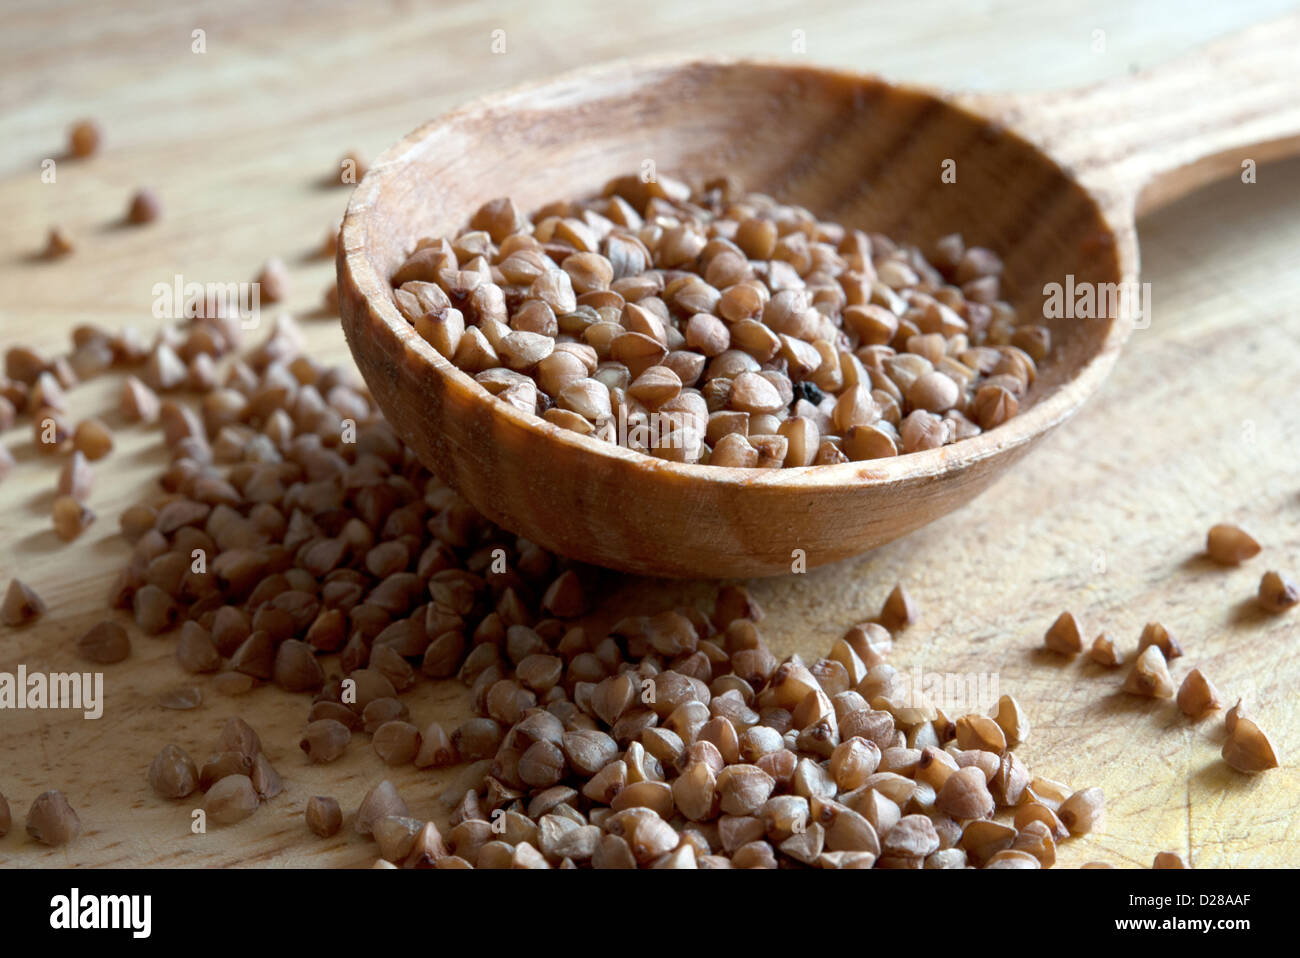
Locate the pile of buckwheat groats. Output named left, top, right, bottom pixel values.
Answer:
left=43, top=302, right=1119, bottom=869
left=387, top=173, right=1049, bottom=466
left=2, top=294, right=1102, bottom=867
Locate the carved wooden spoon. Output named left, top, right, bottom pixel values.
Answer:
left=339, top=16, right=1300, bottom=577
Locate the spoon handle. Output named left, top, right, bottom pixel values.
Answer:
left=968, top=14, right=1300, bottom=217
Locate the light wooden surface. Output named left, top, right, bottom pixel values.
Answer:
left=1, top=0, right=1297, bottom=868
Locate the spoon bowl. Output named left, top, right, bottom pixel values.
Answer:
left=339, top=24, right=1299, bottom=578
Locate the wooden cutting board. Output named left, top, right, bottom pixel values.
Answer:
left=1, top=0, right=1296, bottom=868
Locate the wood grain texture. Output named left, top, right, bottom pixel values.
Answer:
left=963, top=14, right=1300, bottom=215
left=1, top=0, right=1298, bottom=868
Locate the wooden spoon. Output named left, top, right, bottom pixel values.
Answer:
left=339, top=16, right=1300, bottom=578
